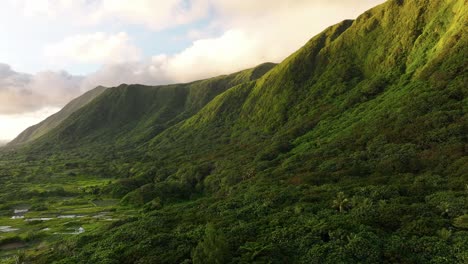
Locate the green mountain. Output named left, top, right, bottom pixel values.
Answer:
left=145, top=0, right=466, bottom=180
left=27, top=62, right=276, bottom=150
left=1, top=0, right=467, bottom=263
left=8, top=86, right=108, bottom=146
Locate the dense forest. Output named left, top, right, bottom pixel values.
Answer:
left=0, top=0, right=467, bottom=263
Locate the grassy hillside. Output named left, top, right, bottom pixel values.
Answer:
left=0, top=0, right=466, bottom=263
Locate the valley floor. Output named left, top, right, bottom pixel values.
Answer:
left=0, top=162, right=137, bottom=263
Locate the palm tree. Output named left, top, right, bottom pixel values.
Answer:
left=333, top=192, right=349, bottom=213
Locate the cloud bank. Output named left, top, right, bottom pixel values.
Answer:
left=62, top=0, right=386, bottom=86
left=0, top=63, right=83, bottom=115
left=45, top=32, right=141, bottom=66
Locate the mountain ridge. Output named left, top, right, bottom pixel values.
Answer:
left=1, top=0, right=467, bottom=262
left=16, top=62, right=276, bottom=151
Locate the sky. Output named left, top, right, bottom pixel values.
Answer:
left=0, top=0, right=386, bottom=141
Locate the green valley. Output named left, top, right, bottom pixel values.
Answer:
left=0, top=0, right=467, bottom=263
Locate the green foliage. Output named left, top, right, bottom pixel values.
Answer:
left=192, top=224, right=231, bottom=264
left=453, top=215, right=468, bottom=229
left=1, top=0, right=467, bottom=263
left=332, top=192, right=350, bottom=213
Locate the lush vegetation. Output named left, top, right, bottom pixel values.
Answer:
left=1, top=0, right=467, bottom=263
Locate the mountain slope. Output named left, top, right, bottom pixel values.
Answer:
left=8, top=86, right=108, bottom=145
left=26, top=63, right=276, bottom=150
left=4, top=0, right=468, bottom=263
left=20, top=0, right=466, bottom=155
left=145, top=0, right=466, bottom=177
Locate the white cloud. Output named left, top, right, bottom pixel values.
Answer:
left=44, top=32, right=141, bottom=66
left=15, top=0, right=210, bottom=30
left=14, top=0, right=91, bottom=19
left=77, top=0, right=386, bottom=85
left=89, top=0, right=209, bottom=30
left=72, top=30, right=260, bottom=88
left=0, top=107, right=60, bottom=141
left=80, top=60, right=170, bottom=89
left=0, top=63, right=85, bottom=140
left=10, top=0, right=386, bottom=32
left=210, top=0, right=384, bottom=17
left=196, top=0, right=383, bottom=78
left=163, top=29, right=260, bottom=82
left=0, top=63, right=83, bottom=115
